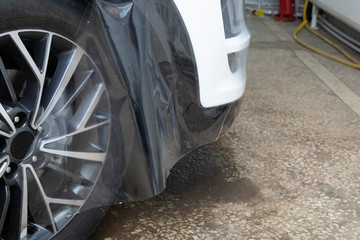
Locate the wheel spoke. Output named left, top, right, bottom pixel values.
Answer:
left=39, top=120, right=109, bottom=162
left=34, top=47, right=84, bottom=128
left=40, top=150, right=106, bottom=162
left=47, top=163, right=93, bottom=186
left=19, top=166, right=28, bottom=240
left=9, top=32, right=53, bottom=130
left=71, top=83, right=105, bottom=131
left=0, top=103, right=16, bottom=138
left=52, top=70, right=94, bottom=117
left=0, top=185, right=10, bottom=234
left=9, top=32, right=44, bottom=82
left=0, top=56, right=17, bottom=106
left=47, top=198, right=84, bottom=207
left=39, top=83, right=109, bottom=162
left=22, top=164, right=57, bottom=234
left=0, top=156, right=10, bottom=179
left=34, top=33, right=53, bottom=74
left=22, top=164, right=87, bottom=233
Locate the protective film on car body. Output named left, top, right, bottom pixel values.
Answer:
left=3, top=0, right=244, bottom=224
left=79, top=0, right=242, bottom=211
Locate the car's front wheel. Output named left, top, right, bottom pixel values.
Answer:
left=0, top=2, right=111, bottom=239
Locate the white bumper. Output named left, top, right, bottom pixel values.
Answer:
left=173, top=0, right=250, bottom=108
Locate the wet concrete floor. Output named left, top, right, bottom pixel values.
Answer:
left=91, top=16, right=360, bottom=239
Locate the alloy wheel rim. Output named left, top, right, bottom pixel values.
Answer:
left=0, top=29, right=110, bottom=239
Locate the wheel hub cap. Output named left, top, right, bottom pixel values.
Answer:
left=10, top=131, right=34, bottom=160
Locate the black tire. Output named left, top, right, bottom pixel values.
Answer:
left=0, top=1, right=109, bottom=239
left=51, top=207, right=108, bottom=240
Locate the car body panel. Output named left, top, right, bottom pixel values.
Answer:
left=173, top=0, right=250, bottom=107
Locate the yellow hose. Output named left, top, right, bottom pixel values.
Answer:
left=293, top=0, right=360, bottom=69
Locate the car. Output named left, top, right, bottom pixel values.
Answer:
left=0, top=0, right=250, bottom=239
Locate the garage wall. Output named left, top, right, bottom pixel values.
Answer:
left=245, top=0, right=279, bottom=14
left=245, top=0, right=305, bottom=17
